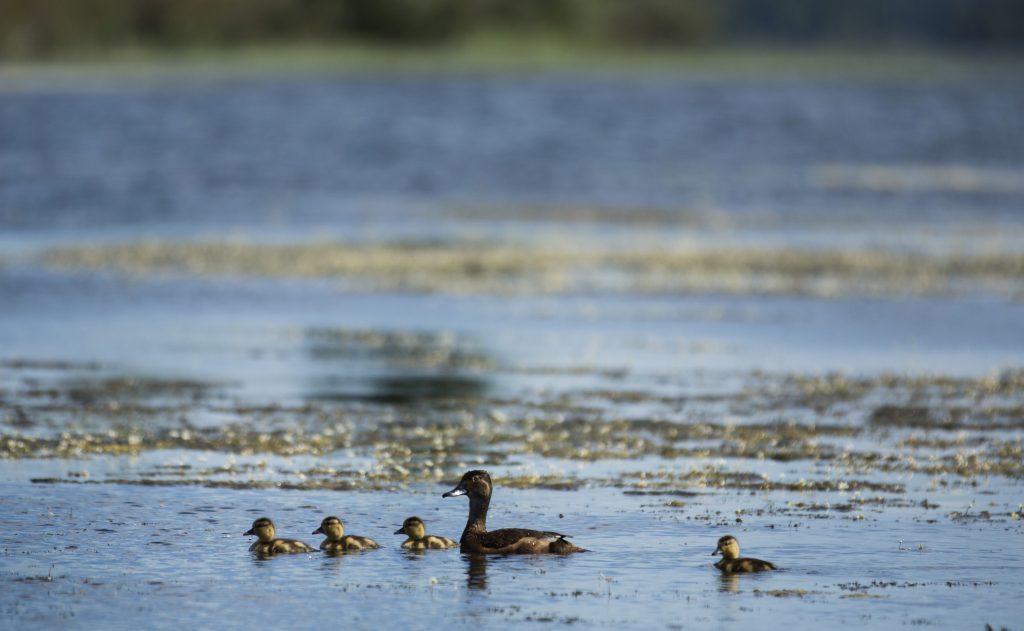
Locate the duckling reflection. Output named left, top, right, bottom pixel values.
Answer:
left=313, top=516, right=380, bottom=553
left=712, top=535, right=776, bottom=572
left=465, top=554, right=488, bottom=590
left=395, top=516, right=457, bottom=550
left=244, top=517, right=313, bottom=555
left=718, top=573, right=741, bottom=593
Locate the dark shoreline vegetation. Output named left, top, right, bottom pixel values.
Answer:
left=1, top=43, right=1022, bottom=83
left=3, top=0, right=1022, bottom=62
left=2, top=0, right=1023, bottom=82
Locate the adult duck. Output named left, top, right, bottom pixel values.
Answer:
left=442, top=470, right=585, bottom=554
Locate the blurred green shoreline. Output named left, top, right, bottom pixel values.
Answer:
left=2, top=41, right=1022, bottom=81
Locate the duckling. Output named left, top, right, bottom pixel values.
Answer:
left=313, top=516, right=380, bottom=552
left=244, top=517, right=313, bottom=555
left=442, top=470, right=585, bottom=554
left=712, top=535, right=776, bottom=572
left=394, top=516, right=457, bottom=550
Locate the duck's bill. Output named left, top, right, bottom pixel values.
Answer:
left=711, top=549, right=720, bottom=556
left=394, top=527, right=405, bottom=535
left=244, top=528, right=255, bottom=536
left=312, top=527, right=324, bottom=535
left=442, top=486, right=466, bottom=498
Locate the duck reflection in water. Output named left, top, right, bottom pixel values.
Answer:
left=465, top=554, right=488, bottom=590
left=718, top=573, right=741, bottom=593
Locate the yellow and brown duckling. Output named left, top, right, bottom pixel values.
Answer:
left=244, top=517, right=314, bottom=555
left=442, top=470, right=585, bottom=554
left=313, top=516, right=380, bottom=552
left=395, top=516, right=457, bottom=550
left=712, top=535, right=776, bottom=572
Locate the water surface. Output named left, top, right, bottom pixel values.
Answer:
left=1, top=65, right=1022, bottom=629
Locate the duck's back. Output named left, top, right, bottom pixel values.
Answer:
left=465, top=528, right=584, bottom=554
left=322, top=535, right=379, bottom=552
left=251, top=538, right=313, bottom=554
left=277, top=538, right=314, bottom=553
left=403, top=535, right=457, bottom=550
left=425, top=535, right=457, bottom=549
left=715, top=557, right=776, bottom=572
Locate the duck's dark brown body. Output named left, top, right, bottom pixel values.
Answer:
left=460, top=527, right=582, bottom=554
left=443, top=470, right=585, bottom=554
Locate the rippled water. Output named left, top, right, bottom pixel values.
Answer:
left=3, top=481, right=1021, bottom=630
left=1, top=65, right=1023, bottom=629
left=3, top=71, right=1023, bottom=242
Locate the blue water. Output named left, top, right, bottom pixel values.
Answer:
left=2, top=66, right=1023, bottom=629
left=2, top=482, right=1020, bottom=630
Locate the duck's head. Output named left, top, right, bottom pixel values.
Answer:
left=245, top=517, right=276, bottom=542
left=313, top=516, right=344, bottom=540
left=713, top=535, right=740, bottom=560
left=395, top=516, right=426, bottom=539
left=443, top=470, right=492, bottom=500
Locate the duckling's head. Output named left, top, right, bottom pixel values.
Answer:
left=442, top=470, right=492, bottom=500
left=245, top=517, right=276, bottom=542
left=713, top=535, right=740, bottom=560
left=395, top=516, right=426, bottom=539
left=313, top=516, right=344, bottom=540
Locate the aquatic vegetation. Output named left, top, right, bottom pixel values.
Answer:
left=755, top=589, right=813, bottom=598
left=4, top=362, right=1024, bottom=492
left=41, top=239, right=1024, bottom=299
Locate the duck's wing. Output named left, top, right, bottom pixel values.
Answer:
left=339, top=535, right=379, bottom=550
left=426, top=535, right=458, bottom=549
left=743, top=557, right=777, bottom=571
left=274, top=538, right=313, bottom=553
left=718, top=557, right=777, bottom=572
left=479, top=528, right=569, bottom=552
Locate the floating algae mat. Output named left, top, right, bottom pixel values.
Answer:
left=41, top=239, right=1024, bottom=299
left=4, top=362, right=1023, bottom=486
left=2, top=279, right=1023, bottom=630
left=2, top=357, right=1022, bottom=630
